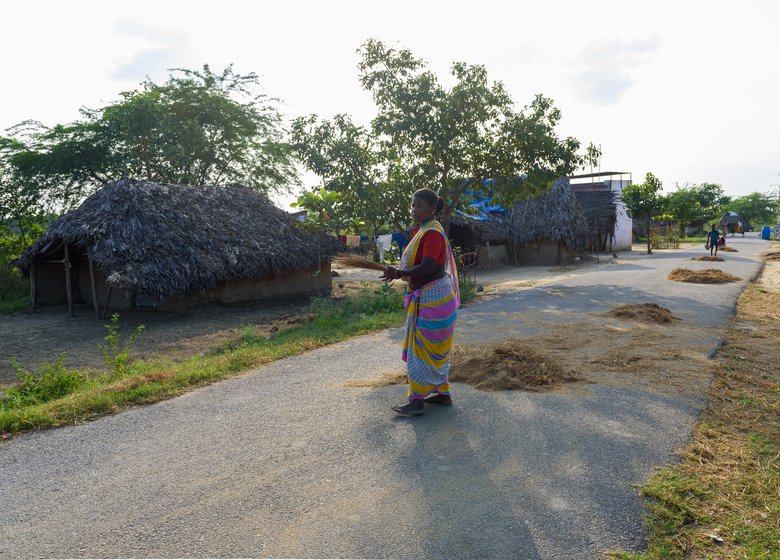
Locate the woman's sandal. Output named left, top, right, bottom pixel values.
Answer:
left=391, top=399, right=425, bottom=416
left=423, top=394, right=452, bottom=406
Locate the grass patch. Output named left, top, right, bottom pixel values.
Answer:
left=612, top=283, right=780, bottom=559
left=0, top=284, right=408, bottom=435
left=0, top=296, right=29, bottom=315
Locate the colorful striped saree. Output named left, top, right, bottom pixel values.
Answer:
left=399, top=220, right=460, bottom=399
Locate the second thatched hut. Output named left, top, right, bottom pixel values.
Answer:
left=508, top=178, right=589, bottom=265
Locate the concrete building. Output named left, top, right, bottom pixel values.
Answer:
left=569, top=171, right=633, bottom=251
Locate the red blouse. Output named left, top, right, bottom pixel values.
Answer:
left=411, top=226, right=447, bottom=265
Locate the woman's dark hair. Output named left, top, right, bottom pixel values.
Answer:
left=414, top=188, right=445, bottom=213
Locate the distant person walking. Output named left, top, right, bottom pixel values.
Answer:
left=707, top=224, right=721, bottom=256
left=380, top=188, right=460, bottom=416
left=737, top=221, right=744, bottom=237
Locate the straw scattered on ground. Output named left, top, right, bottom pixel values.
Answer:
left=450, top=339, right=579, bottom=391
left=606, top=303, right=678, bottom=324
left=764, top=251, right=780, bottom=261
left=718, top=246, right=738, bottom=252
left=343, top=371, right=405, bottom=388
left=667, top=268, right=742, bottom=284
left=691, top=256, right=725, bottom=262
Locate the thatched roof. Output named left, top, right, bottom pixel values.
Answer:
left=450, top=212, right=510, bottom=243
left=510, top=178, right=589, bottom=250
left=15, top=178, right=341, bottom=299
left=574, top=189, right=618, bottom=236
left=718, top=211, right=753, bottom=230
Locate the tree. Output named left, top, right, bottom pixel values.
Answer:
left=695, top=183, right=730, bottom=224
left=663, top=185, right=702, bottom=235
left=727, top=192, right=778, bottom=227
left=0, top=137, right=46, bottom=244
left=290, top=114, right=410, bottom=244
left=357, top=39, right=582, bottom=230
left=290, top=188, right=357, bottom=238
left=621, top=172, right=663, bottom=254
left=4, top=65, right=297, bottom=211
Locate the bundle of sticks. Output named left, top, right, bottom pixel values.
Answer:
left=331, top=253, right=389, bottom=273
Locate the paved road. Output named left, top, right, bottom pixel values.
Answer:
left=0, top=237, right=769, bottom=559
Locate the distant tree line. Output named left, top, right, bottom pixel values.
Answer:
left=622, top=173, right=778, bottom=254
left=1, top=40, right=776, bottom=271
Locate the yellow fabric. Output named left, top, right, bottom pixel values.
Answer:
left=407, top=290, right=456, bottom=368
left=408, top=380, right=451, bottom=398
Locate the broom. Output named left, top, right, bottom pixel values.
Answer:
left=331, top=253, right=389, bottom=273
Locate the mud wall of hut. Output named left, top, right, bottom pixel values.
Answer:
left=476, top=244, right=508, bottom=267
left=511, top=240, right=581, bottom=265
left=160, top=263, right=332, bottom=311
left=36, top=261, right=331, bottom=312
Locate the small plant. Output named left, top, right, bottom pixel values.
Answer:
left=458, top=277, right=477, bottom=304
left=98, top=313, right=145, bottom=378
left=1, top=354, right=85, bottom=408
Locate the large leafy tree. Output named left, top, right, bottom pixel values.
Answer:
left=4, top=65, right=297, bottom=211
left=663, top=186, right=701, bottom=235
left=622, top=172, right=663, bottom=254
left=727, top=192, right=778, bottom=227
left=696, top=183, right=730, bottom=222
left=663, top=182, right=731, bottom=234
left=290, top=114, right=410, bottom=240
left=357, top=39, right=582, bottom=229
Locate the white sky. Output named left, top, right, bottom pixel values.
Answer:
left=2, top=0, right=779, bottom=208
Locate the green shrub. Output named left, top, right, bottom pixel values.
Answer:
left=1, top=354, right=86, bottom=409
left=458, top=277, right=477, bottom=304
left=98, top=313, right=146, bottom=378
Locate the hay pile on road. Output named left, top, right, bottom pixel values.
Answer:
left=667, top=268, right=742, bottom=284
left=691, top=256, right=725, bottom=262
left=719, top=246, right=738, bottom=252
left=450, top=340, right=578, bottom=391
left=606, top=303, right=677, bottom=323
left=764, top=252, right=780, bottom=261
left=343, top=372, right=405, bottom=388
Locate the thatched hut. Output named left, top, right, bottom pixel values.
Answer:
left=574, top=189, right=618, bottom=252
left=14, top=179, right=341, bottom=315
left=509, top=178, right=589, bottom=265
left=718, top=211, right=753, bottom=234
left=449, top=212, right=510, bottom=266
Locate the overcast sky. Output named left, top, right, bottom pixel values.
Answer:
left=2, top=0, right=779, bottom=207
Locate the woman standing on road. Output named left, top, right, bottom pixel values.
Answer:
left=380, top=189, right=460, bottom=416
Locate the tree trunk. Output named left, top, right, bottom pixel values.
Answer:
left=645, top=215, right=653, bottom=254
left=393, top=219, right=410, bottom=241
left=141, top=136, right=153, bottom=181
left=439, top=154, right=451, bottom=234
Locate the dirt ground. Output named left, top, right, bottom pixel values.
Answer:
left=3, top=255, right=777, bottom=392
left=347, top=252, right=780, bottom=402
left=0, top=279, right=375, bottom=385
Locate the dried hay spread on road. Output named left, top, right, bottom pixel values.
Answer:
left=343, top=371, right=405, bottom=388
left=667, top=268, right=742, bottom=284
left=691, top=256, right=725, bottom=262
left=764, top=251, right=780, bottom=261
left=450, top=339, right=579, bottom=391
left=606, top=303, right=678, bottom=323
left=718, top=246, right=738, bottom=252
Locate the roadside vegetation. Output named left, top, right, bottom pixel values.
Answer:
left=0, top=279, right=476, bottom=436
left=614, top=264, right=780, bottom=559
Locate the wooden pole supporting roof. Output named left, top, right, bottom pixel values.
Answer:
left=63, top=242, right=74, bottom=317
left=88, top=249, right=99, bottom=319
